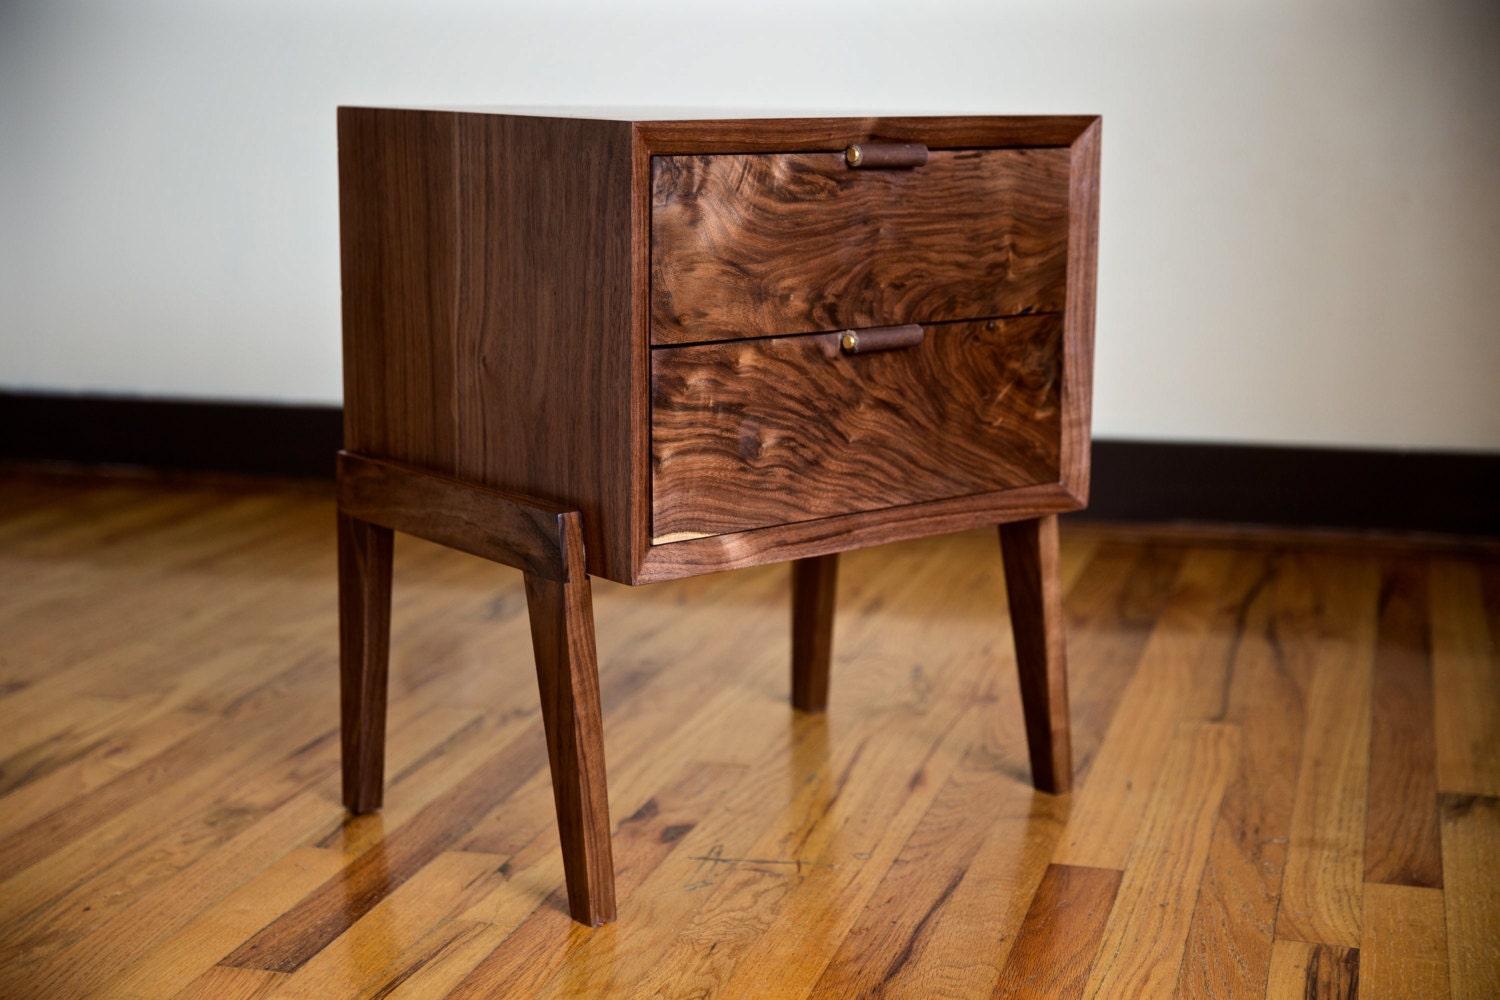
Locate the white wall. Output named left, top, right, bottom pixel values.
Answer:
left=2, top=0, right=1497, bottom=451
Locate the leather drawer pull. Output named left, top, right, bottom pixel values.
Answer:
left=844, top=142, right=929, bottom=169
left=839, top=324, right=925, bottom=354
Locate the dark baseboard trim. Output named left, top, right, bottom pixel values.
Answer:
left=0, top=391, right=343, bottom=480
left=1082, top=439, right=1497, bottom=537
left=2, top=391, right=1496, bottom=537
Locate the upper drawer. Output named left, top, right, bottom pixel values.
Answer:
left=650, top=146, right=1071, bottom=345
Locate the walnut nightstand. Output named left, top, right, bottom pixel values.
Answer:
left=335, top=109, right=1100, bottom=925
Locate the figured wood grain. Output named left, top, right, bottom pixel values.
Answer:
left=1361, top=883, right=1450, bottom=999
left=999, top=516, right=1073, bottom=794
left=790, top=554, right=838, bottom=713
left=652, top=316, right=1061, bottom=538
left=1364, top=558, right=1442, bottom=887
left=651, top=148, right=1070, bottom=344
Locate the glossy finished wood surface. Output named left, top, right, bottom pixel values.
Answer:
left=340, top=109, right=1098, bottom=584
left=790, top=554, right=839, bottom=713
left=650, top=147, right=1070, bottom=345
left=10, top=469, right=1497, bottom=997
left=338, top=108, right=639, bottom=582
left=651, top=316, right=1062, bottom=539
left=523, top=567, right=616, bottom=927
left=999, top=516, right=1073, bottom=795
left=337, top=511, right=393, bottom=813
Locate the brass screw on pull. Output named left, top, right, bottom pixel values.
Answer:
left=840, top=331, right=860, bottom=353
left=845, top=145, right=863, bottom=167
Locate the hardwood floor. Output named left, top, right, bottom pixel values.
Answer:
left=0, top=469, right=1496, bottom=999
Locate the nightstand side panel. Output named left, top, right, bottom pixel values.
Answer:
left=339, top=109, right=640, bottom=583
left=448, top=113, right=639, bottom=584
left=339, top=108, right=462, bottom=473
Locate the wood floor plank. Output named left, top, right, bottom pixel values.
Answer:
left=2, top=474, right=1497, bottom=997
left=262, top=850, right=503, bottom=999
left=992, top=864, right=1122, bottom=999
left=1174, top=549, right=1314, bottom=998
left=25, top=704, right=480, bottom=998
left=516, top=723, right=831, bottom=999
left=1439, top=792, right=1500, bottom=1000
left=442, top=762, right=753, bottom=999
left=609, top=552, right=994, bottom=999
left=412, top=569, right=828, bottom=997
left=1364, top=558, right=1443, bottom=887
left=1431, top=560, right=1500, bottom=796
left=1360, top=882, right=1449, bottom=1000
left=219, top=720, right=552, bottom=974
left=171, top=964, right=286, bottom=1000
left=706, top=706, right=978, bottom=999
left=1081, top=721, right=1242, bottom=998
left=0, top=708, right=214, bottom=840
left=805, top=748, right=1038, bottom=1000
left=1059, top=542, right=1187, bottom=782
left=1275, top=554, right=1378, bottom=948
left=1264, top=940, right=1360, bottom=1000
left=625, top=697, right=974, bottom=999
left=807, top=601, right=1077, bottom=1000
left=24, top=790, right=344, bottom=998
left=85, top=846, right=349, bottom=1000
left=226, top=553, right=791, bottom=978
left=0, top=669, right=341, bottom=971
left=1054, top=549, right=1267, bottom=869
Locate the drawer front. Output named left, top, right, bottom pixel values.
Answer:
left=651, top=315, right=1062, bottom=540
left=650, top=147, right=1071, bottom=346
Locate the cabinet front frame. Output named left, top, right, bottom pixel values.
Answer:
left=628, top=115, right=1099, bottom=585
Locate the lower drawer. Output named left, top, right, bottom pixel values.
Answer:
left=650, top=314, right=1063, bottom=540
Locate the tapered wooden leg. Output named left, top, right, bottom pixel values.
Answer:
left=524, top=569, right=617, bottom=926
left=998, top=515, right=1073, bottom=794
left=791, top=554, right=839, bottom=712
left=338, top=511, right=394, bottom=814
